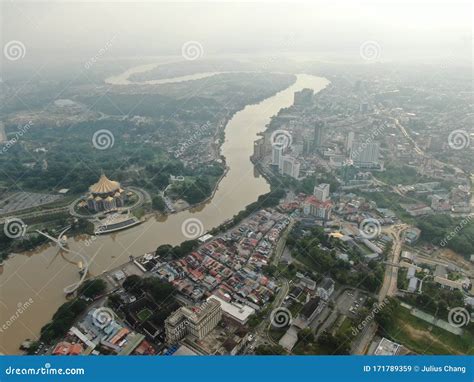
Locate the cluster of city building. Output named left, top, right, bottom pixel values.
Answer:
left=51, top=307, right=155, bottom=356
left=278, top=275, right=335, bottom=351
left=40, top=72, right=473, bottom=357
left=400, top=250, right=472, bottom=296
left=152, top=209, right=289, bottom=308
left=162, top=297, right=254, bottom=355
left=398, top=182, right=471, bottom=216
left=253, top=87, right=384, bottom=183
left=252, top=79, right=472, bottom=219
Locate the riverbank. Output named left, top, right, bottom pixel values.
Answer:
left=0, top=72, right=329, bottom=354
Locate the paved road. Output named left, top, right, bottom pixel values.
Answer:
left=378, top=224, right=407, bottom=303
left=271, top=219, right=294, bottom=266
left=0, top=205, right=69, bottom=224
left=0, top=122, right=6, bottom=143
left=250, top=278, right=290, bottom=351
left=69, top=186, right=147, bottom=219
left=312, top=305, right=336, bottom=338
left=274, top=279, right=290, bottom=308
left=389, top=115, right=463, bottom=177
left=251, top=223, right=294, bottom=349
left=391, top=117, right=424, bottom=156
left=352, top=321, right=377, bottom=355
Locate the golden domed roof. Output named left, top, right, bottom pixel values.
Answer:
left=89, top=174, right=121, bottom=195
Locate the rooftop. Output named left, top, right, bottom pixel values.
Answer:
left=89, top=174, right=121, bottom=195
left=319, top=277, right=335, bottom=291
left=374, top=337, right=401, bottom=355
left=173, top=344, right=199, bottom=356
left=207, top=295, right=255, bottom=324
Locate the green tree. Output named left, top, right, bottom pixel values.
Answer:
left=298, top=328, right=315, bottom=344
left=40, top=299, right=89, bottom=343
left=255, top=344, right=285, bottom=355
left=142, top=277, right=175, bottom=302
left=123, top=275, right=143, bottom=294
left=152, top=195, right=166, bottom=212
left=79, top=279, right=107, bottom=299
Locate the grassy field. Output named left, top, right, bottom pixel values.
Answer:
left=137, top=308, right=153, bottom=322
left=292, top=341, right=329, bottom=355
left=288, top=301, right=304, bottom=317
left=335, top=316, right=355, bottom=338
left=383, top=306, right=474, bottom=355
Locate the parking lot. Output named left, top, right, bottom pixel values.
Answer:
left=0, top=191, right=63, bottom=214
left=336, top=289, right=367, bottom=317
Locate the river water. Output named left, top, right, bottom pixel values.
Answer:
left=0, top=69, right=329, bottom=354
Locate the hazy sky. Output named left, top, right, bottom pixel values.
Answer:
left=1, top=0, right=472, bottom=67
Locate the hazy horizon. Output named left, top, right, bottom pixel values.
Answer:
left=2, top=0, right=472, bottom=74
